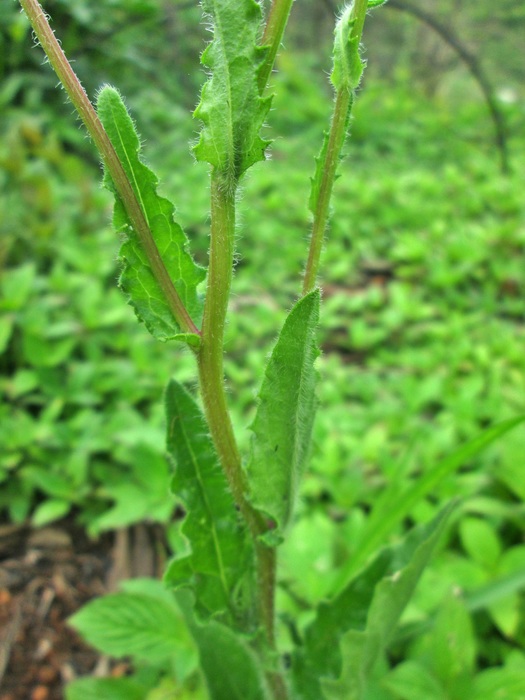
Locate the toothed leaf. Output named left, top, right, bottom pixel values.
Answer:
left=331, top=4, right=365, bottom=91
left=165, top=380, right=255, bottom=628
left=193, top=0, right=271, bottom=181
left=97, top=86, right=205, bottom=343
left=247, top=290, right=320, bottom=541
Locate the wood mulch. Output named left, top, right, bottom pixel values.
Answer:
left=0, top=520, right=165, bottom=700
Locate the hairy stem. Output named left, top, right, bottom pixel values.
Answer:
left=197, top=176, right=245, bottom=509
left=19, top=0, right=198, bottom=335
left=302, top=88, right=352, bottom=294
left=259, top=0, right=295, bottom=92
left=197, top=175, right=282, bottom=667
left=302, top=0, right=369, bottom=294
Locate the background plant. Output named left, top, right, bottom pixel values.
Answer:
left=3, top=0, right=525, bottom=698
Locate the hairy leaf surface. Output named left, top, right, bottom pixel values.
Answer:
left=247, top=290, right=320, bottom=541
left=292, top=503, right=455, bottom=699
left=177, top=591, right=271, bottom=700
left=165, top=380, right=254, bottom=626
left=97, top=86, right=204, bottom=342
left=193, top=0, right=271, bottom=180
left=331, top=3, right=365, bottom=91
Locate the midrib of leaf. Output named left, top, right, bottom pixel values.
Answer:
left=109, top=101, right=149, bottom=226
left=248, top=290, right=320, bottom=537
left=195, top=0, right=269, bottom=179
left=212, top=2, right=235, bottom=174
left=173, top=405, right=231, bottom=607
left=108, top=100, right=190, bottom=304
left=290, top=331, right=315, bottom=517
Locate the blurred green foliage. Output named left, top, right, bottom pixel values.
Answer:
left=1, top=0, right=525, bottom=696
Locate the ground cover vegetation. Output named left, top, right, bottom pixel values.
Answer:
left=1, top=0, right=525, bottom=698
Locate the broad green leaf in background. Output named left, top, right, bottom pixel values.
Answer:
left=292, top=503, right=455, bottom=700
left=0, top=316, right=13, bottom=354
left=493, top=429, right=525, bottom=500
left=424, top=593, right=476, bottom=681
left=96, top=86, right=204, bottom=343
left=193, top=0, right=271, bottom=180
left=177, top=591, right=271, bottom=700
left=165, top=380, right=254, bottom=627
left=473, top=667, right=525, bottom=700
left=336, top=416, right=525, bottom=587
left=393, top=558, right=525, bottom=649
left=459, top=516, right=501, bottom=570
left=31, top=498, right=71, bottom=527
left=68, top=578, right=196, bottom=672
left=88, top=444, right=173, bottom=533
left=0, top=262, right=36, bottom=312
left=381, top=661, right=448, bottom=700
left=65, top=678, right=146, bottom=700
left=467, top=563, right=525, bottom=614
left=247, top=290, right=320, bottom=540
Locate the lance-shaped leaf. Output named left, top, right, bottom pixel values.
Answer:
left=97, top=86, right=205, bottom=343
left=194, top=0, right=271, bottom=181
left=177, top=591, right=272, bottom=700
left=165, top=380, right=255, bottom=627
left=247, top=290, right=320, bottom=541
left=291, top=503, right=455, bottom=700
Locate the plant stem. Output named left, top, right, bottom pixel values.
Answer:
left=259, top=0, right=295, bottom=92
left=303, top=90, right=353, bottom=294
left=302, top=87, right=352, bottom=295
left=302, top=0, right=369, bottom=294
left=19, top=0, right=198, bottom=336
left=197, top=174, right=282, bottom=667
left=197, top=176, right=245, bottom=510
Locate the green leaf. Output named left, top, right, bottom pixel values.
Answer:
left=89, top=444, right=173, bottom=533
left=65, top=678, right=146, bottom=700
left=467, top=563, right=525, bottom=613
left=177, top=591, right=271, bottom=700
left=459, top=516, right=501, bottom=569
left=394, top=560, right=525, bottom=648
left=473, top=668, right=525, bottom=699
left=381, top=661, right=447, bottom=700
left=96, top=86, right=204, bottom=342
left=68, top=587, right=194, bottom=665
left=165, top=380, right=254, bottom=627
left=193, top=0, right=271, bottom=181
left=336, top=415, right=525, bottom=586
left=31, top=498, right=71, bottom=527
left=291, top=503, right=455, bottom=700
left=331, top=4, right=364, bottom=91
left=0, top=315, right=13, bottom=354
left=247, top=290, right=320, bottom=540
left=0, top=263, right=36, bottom=311
left=415, top=594, right=476, bottom=686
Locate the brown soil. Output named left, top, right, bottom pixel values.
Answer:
left=0, top=521, right=165, bottom=700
